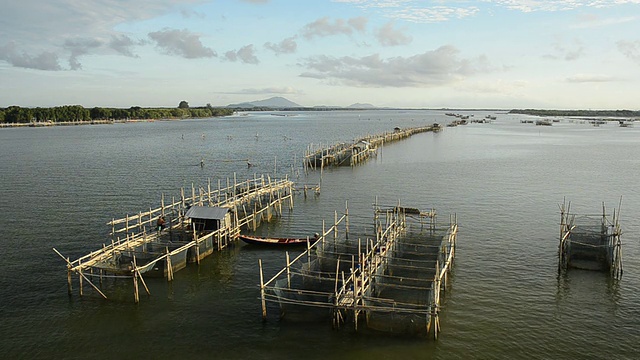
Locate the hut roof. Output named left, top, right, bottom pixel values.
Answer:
left=185, top=206, right=230, bottom=220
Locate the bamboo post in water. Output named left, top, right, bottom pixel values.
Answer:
left=286, top=251, right=291, bottom=289
left=259, top=259, right=267, bottom=320
left=166, top=246, right=174, bottom=282
left=66, top=261, right=72, bottom=295
left=193, top=223, right=200, bottom=264
left=334, top=210, right=338, bottom=242
left=78, top=260, right=83, bottom=297
left=345, top=200, right=349, bottom=239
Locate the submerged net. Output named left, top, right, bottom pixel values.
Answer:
left=362, top=230, right=448, bottom=335
left=262, top=216, right=455, bottom=336
left=568, top=224, right=608, bottom=270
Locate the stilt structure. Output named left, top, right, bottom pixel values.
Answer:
left=259, top=202, right=457, bottom=339
left=304, top=125, right=439, bottom=170
left=54, top=174, right=295, bottom=303
left=559, top=199, right=623, bottom=279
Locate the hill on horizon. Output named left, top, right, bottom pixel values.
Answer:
left=227, top=96, right=301, bottom=108
left=227, top=96, right=379, bottom=109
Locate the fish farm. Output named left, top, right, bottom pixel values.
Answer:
left=53, top=125, right=458, bottom=338
left=54, top=174, right=295, bottom=303
left=558, top=200, right=623, bottom=279
left=304, top=124, right=441, bottom=170
left=259, top=202, right=457, bottom=338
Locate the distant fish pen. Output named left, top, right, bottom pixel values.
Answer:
left=558, top=200, right=623, bottom=279
left=259, top=202, right=458, bottom=339
left=54, top=174, right=295, bottom=303
left=304, top=125, right=440, bottom=171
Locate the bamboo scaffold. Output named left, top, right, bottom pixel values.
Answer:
left=558, top=199, right=623, bottom=279
left=303, top=125, right=439, bottom=171
left=54, top=173, right=295, bottom=303
left=259, top=201, right=457, bottom=339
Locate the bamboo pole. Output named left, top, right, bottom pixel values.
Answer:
left=132, top=268, right=139, bottom=304
left=133, top=256, right=150, bottom=296
left=54, top=248, right=107, bottom=299
left=193, top=223, right=200, bottom=264
left=259, top=259, right=267, bottom=320
left=66, top=261, right=72, bottom=295
left=345, top=200, right=349, bottom=238
left=286, top=251, right=291, bottom=289
left=166, top=246, right=174, bottom=281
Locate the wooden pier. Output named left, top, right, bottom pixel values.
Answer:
left=304, top=125, right=440, bottom=171
left=54, top=174, right=295, bottom=303
left=259, top=202, right=457, bottom=339
left=558, top=200, right=623, bottom=279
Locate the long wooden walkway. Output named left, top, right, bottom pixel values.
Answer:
left=54, top=174, right=294, bottom=303
left=304, top=124, right=440, bottom=170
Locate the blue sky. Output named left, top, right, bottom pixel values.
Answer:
left=2, top=0, right=640, bottom=109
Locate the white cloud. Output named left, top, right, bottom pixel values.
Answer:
left=264, top=37, right=298, bottom=55
left=148, top=28, right=216, bottom=59
left=224, top=45, right=259, bottom=64
left=489, top=0, right=640, bottom=12
left=333, top=0, right=640, bottom=22
left=544, top=39, right=585, bottom=61
left=0, top=1, right=207, bottom=70
left=375, top=22, right=412, bottom=46
left=617, top=40, right=640, bottom=64
left=109, top=35, right=142, bottom=58
left=0, top=41, right=62, bottom=70
left=300, top=45, right=493, bottom=87
left=301, top=17, right=367, bottom=39
left=63, top=38, right=103, bottom=70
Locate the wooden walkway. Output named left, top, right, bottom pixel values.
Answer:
left=54, top=174, right=294, bottom=303
left=304, top=125, right=440, bottom=170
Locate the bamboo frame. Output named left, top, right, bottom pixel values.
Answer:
left=258, top=204, right=457, bottom=339
left=57, top=174, right=297, bottom=303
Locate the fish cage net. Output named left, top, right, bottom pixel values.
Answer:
left=363, top=298, right=433, bottom=336
left=568, top=224, right=610, bottom=270
left=262, top=216, right=455, bottom=334
left=361, top=230, right=449, bottom=335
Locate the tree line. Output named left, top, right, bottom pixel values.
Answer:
left=509, top=109, right=640, bottom=117
left=0, top=104, right=234, bottom=124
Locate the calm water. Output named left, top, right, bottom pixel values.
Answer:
left=1, top=110, right=638, bottom=359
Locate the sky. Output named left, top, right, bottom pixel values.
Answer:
left=2, top=0, right=640, bottom=109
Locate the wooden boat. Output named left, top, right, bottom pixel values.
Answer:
left=239, top=234, right=314, bottom=246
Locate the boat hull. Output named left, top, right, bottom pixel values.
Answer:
left=239, top=235, right=312, bottom=246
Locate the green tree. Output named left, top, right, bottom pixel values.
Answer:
left=90, top=107, right=112, bottom=120
left=178, top=101, right=189, bottom=109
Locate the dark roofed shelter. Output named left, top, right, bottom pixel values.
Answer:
left=185, top=206, right=231, bottom=232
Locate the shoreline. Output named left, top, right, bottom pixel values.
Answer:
left=0, top=117, right=219, bottom=129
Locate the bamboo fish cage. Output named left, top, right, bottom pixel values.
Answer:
left=54, top=173, right=295, bottom=303
left=558, top=199, right=623, bottom=279
left=259, top=201, right=457, bottom=339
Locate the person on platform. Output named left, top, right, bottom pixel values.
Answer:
left=157, top=216, right=166, bottom=231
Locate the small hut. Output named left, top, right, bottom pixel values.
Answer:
left=185, top=206, right=231, bottom=232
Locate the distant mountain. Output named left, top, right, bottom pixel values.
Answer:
left=347, top=103, right=376, bottom=109
left=227, top=96, right=301, bottom=108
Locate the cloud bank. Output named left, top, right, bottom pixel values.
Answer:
left=300, top=45, right=492, bottom=87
